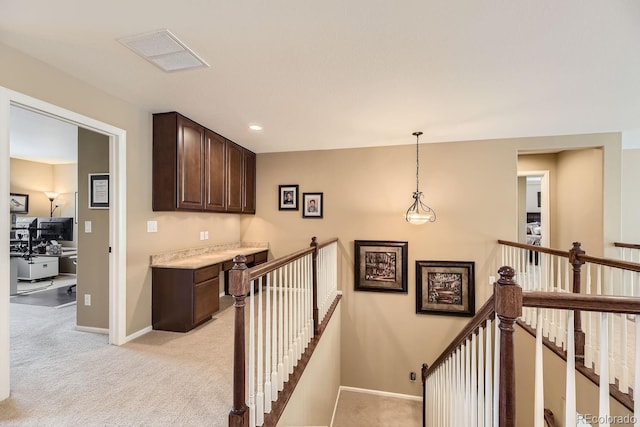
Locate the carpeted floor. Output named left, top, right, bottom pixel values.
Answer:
left=0, top=297, right=237, bottom=426
left=332, top=390, right=422, bottom=427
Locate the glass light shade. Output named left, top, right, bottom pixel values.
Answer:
left=44, top=191, right=59, bottom=201
left=405, top=191, right=436, bottom=224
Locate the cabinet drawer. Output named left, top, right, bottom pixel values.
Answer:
left=193, top=278, right=219, bottom=325
left=194, top=264, right=220, bottom=283
left=254, top=250, right=268, bottom=264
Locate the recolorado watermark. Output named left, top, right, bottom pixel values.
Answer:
left=581, top=414, right=636, bottom=424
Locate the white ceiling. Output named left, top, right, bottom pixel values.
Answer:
left=2, top=1, right=640, bottom=154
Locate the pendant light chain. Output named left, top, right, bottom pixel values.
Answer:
left=413, top=131, right=422, bottom=194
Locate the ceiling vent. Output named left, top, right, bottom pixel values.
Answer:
left=118, top=29, right=209, bottom=72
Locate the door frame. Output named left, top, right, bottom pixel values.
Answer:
left=0, top=87, right=127, bottom=400
left=517, top=170, right=550, bottom=248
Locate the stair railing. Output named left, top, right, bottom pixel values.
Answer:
left=228, top=237, right=340, bottom=427
left=424, top=265, right=640, bottom=426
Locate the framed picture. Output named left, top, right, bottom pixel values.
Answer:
left=354, top=240, right=408, bottom=293
left=10, top=193, right=29, bottom=213
left=302, top=192, right=323, bottom=218
left=89, top=173, right=109, bottom=209
left=416, top=261, right=475, bottom=316
left=279, top=184, right=299, bottom=210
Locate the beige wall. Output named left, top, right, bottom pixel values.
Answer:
left=9, top=158, right=54, bottom=218
left=77, top=128, right=110, bottom=329
left=621, top=148, right=640, bottom=243
left=278, top=301, right=341, bottom=426
left=1, top=42, right=243, bottom=336
left=556, top=148, right=604, bottom=256
left=244, top=133, right=621, bottom=396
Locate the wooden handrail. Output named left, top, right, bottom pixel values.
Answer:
left=614, top=242, right=640, bottom=250
left=426, top=294, right=495, bottom=377
left=579, top=254, right=640, bottom=272
left=498, top=239, right=569, bottom=258
left=523, top=291, right=640, bottom=314
left=248, top=237, right=339, bottom=281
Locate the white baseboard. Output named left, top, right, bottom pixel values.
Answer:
left=123, top=325, right=153, bottom=343
left=75, top=325, right=108, bottom=335
left=338, top=386, right=422, bottom=402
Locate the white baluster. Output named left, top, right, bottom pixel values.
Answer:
left=599, top=313, right=611, bottom=427
left=256, top=278, right=264, bottom=426
left=478, top=325, right=485, bottom=427
left=278, top=267, right=284, bottom=390
left=534, top=308, right=544, bottom=427
left=493, top=318, right=500, bottom=427
left=465, top=339, right=471, bottom=425
left=471, top=334, right=477, bottom=427
left=585, top=264, right=594, bottom=370
left=248, top=279, right=255, bottom=427
left=485, top=319, right=493, bottom=427
left=635, top=314, right=639, bottom=426
left=564, top=310, right=576, bottom=427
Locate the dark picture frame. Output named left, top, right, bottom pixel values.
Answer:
left=354, top=240, right=408, bottom=293
left=278, top=184, right=299, bottom=210
left=302, top=192, right=323, bottom=218
left=10, top=193, right=29, bottom=214
left=89, top=173, right=109, bottom=209
left=416, top=260, right=475, bottom=316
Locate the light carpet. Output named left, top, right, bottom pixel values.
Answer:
left=0, top=297, right=236, bottom=426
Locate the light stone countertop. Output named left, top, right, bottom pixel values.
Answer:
left=150, top=242, right=269, bottom=270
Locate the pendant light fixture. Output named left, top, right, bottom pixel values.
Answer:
left=405, top=131, right=436, bottom=224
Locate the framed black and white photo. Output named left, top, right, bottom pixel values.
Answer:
left=89, top=173, right=109, bottom=209
left=278, top=185, right=299, bottom=210
left=416, top=260, right=475, bottom=316
left=302, top=192, right=323, bottom=218
left=10, top=193, right=29, bottom=214
left=354, top=240, right=408, bottom=293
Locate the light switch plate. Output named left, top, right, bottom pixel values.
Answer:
left=84, top=221, right=92, bottom=233
left=147, top=220, right=158, bottom=233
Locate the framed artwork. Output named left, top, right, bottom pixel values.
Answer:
left=279, top=184, right=299, bottom=210
left=10, top=193, right=29, bottom=213
left=416, top=261, right=475, bottom=316
left=354, top=240, right=408, bottom=293
left=89, top=173, right=109, bottom=209
left=302, top=192, right=323, bottom=218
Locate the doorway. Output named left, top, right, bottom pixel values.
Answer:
left=517, top=170, right=550, bottom=249
left=0, top=87, right=127, bottom=400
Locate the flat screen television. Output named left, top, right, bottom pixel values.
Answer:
left=37, top=217, right=74, bottom=242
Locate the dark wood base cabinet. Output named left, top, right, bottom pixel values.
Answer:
left=152, top=264, right=220, bottom=332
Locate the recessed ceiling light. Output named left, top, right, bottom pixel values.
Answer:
left=118, top=29, right=209, bottom=72
left=249, top=124, right=263, bottom=131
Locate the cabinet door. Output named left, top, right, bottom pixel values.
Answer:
left=225, top=140, right=243, bottom=212
left=242, top=149, right=256, bottom=213
left=177, top=115, right=205, bottom=210
left=193, top=278, right=219, bottom=325
left=204, top=130, right=226, bottom=211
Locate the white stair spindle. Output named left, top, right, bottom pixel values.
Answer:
left=256, top=279, right=264, bottom=426
left=564, top=310, right=576, bottom=427
left=599, top=312, right=610, bottom=427
left=478, top=325, right=485, bottom=427
left=493, top=318, right=500, bottom=427
left=534, top=308, right=544, bottom=427
left=248, top=280, right=256, bottom=427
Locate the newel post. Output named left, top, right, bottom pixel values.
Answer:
left=495, top=266, right=522, bottom=427
left=310, top=236, right=319, bottom=334
left=229, top=255, right=251, bottom=427
left=569, top=242, right=586, bottom=364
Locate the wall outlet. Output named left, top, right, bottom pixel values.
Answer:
left=84, top=294, right=91, bottom=306
left=410, top=371, right=416, bottom=381
left=489, top=275, right=496, bottom=284
left=147, top=220, right=158, bottom=233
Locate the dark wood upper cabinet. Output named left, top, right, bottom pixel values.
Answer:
left=153, top=112, right=256, bottom=214
left=225, top=140, right=243, bottom=213
left=204, top=130, right=226, bottom=211
left=243, top=149, right=256, bottom=214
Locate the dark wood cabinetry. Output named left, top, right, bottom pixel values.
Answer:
left=152, top=264, right=220, bottom=332
left=153, top=112, right=256, bottom=214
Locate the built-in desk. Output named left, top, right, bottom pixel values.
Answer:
left=150, top=243, right=268, bottom=332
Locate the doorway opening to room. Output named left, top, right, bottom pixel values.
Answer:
left=517, top=171, right=550, bottom=250
left=1, top=88, right=127, bottom=400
